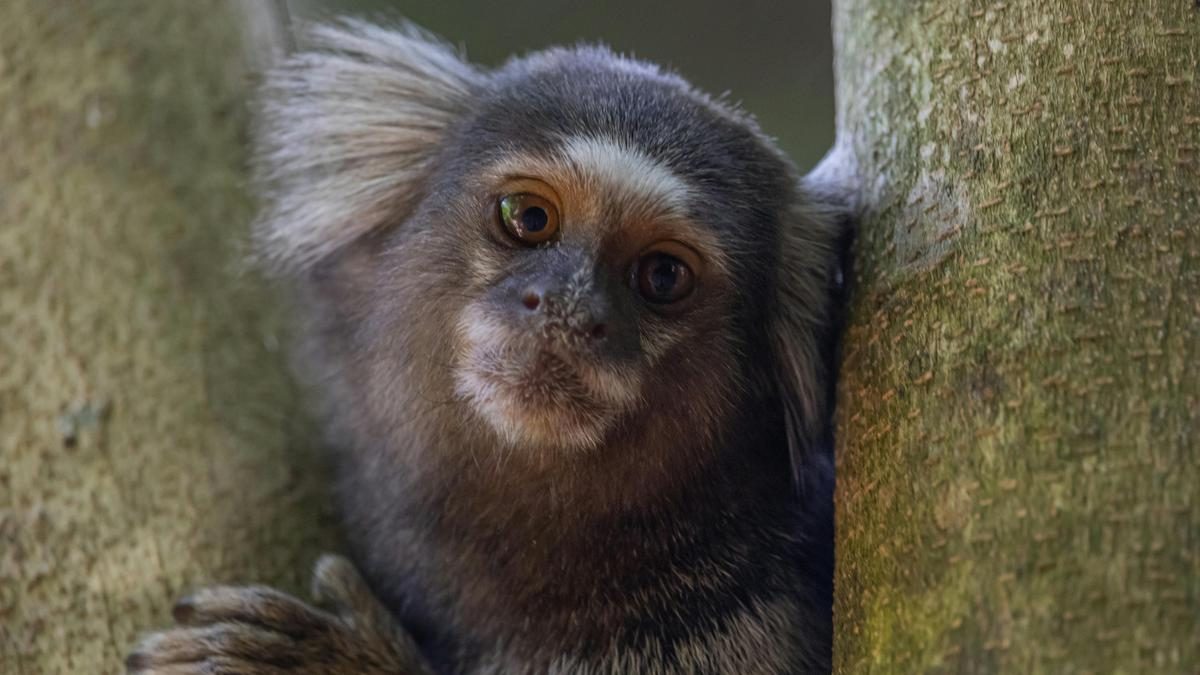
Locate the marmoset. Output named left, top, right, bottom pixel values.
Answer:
left=129, top=19, right=852, bottom=675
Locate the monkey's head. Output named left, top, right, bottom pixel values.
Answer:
left=255, top=22, right=842, bottom=468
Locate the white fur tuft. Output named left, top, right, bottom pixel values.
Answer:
left=253, top=20, right=480, bottom=272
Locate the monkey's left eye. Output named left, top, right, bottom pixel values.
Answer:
left=634, top=242, right=702, bottom=306
left=499, top=193, right=560, bottom=245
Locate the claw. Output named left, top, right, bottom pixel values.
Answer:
left=171, top=597, right=195, bottom=624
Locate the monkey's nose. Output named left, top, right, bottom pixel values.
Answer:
left=520, top=284, right=609, bottom=341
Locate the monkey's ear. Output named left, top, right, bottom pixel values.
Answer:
left=253, top=20, right=481, bottom=273
left=770, top=146, right=858, bottom=478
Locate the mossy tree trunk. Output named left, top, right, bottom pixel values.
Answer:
left=0, top=2, right=338, bottom=672
left=832, top=0, right=1198, bottom=672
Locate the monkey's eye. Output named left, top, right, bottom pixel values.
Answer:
left=499, top=193, right=560, bottom=245
left=635, top=249, right=697, bottom=304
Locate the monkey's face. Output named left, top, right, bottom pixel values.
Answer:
left=392, top=56, right=799, bottom=455
left=258, top=29, right=833, bottom=460
left=440, top=136, right=741, bottom=451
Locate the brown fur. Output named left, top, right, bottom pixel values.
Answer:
left=127, top=19, right=854, bottom=675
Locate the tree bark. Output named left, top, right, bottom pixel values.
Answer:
left=0, top=2, right=338, bottom=672
left=832, top=0, right=1198, bottom=672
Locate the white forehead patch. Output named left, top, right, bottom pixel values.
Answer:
left=558, top=134, right=694, bottom=217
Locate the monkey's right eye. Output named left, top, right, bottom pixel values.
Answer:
left=499, top=193, right=560, bottom=245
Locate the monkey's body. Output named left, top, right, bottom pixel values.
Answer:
left=330, top=366, right=834, bottom=674
left=128, top=21, right=849, bottom=675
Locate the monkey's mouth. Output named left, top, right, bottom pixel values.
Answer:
left=454, top=344, right=639, bottom=451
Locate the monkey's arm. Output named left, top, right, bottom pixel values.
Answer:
left=126, top=555, right=435, bottom=675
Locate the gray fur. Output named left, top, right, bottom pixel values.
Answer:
left=254, top=20, right=481, bottom=272
left=129, top=19, right=853, bottom=675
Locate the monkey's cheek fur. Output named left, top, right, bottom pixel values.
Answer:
left=453, top=345, right=642, bottom=452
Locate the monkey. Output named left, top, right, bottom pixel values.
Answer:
left=127, top=18, right=854, bottom=675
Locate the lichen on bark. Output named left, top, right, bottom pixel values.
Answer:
left=832, top=0, right=1199, bottom=672
left=0, top=2, right=337, bottom=672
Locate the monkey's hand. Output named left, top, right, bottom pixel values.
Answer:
left=126, top=555, right=434, bottom=675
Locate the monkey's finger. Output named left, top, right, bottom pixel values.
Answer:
left=125, top=666, right=214, bottom=675
left=172, top=585, right=335, bottom=638
left=310, top=554, right=390, bottom=623
left=126, top=659, right=290, bottom=675
left=125, top=624, right=295, bottom=671
left=311, top=555, right=438, bottom=675
left=128, top=667, right=200, bottom=675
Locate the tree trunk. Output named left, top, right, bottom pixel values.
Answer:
left=832, top=0, right=1198, bottom=672
left=0, top=2, right=338, bottom=672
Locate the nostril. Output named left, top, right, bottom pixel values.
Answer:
left=589, top=323, right=608, bottom=340
left=522, top=291, right=541, bottom=311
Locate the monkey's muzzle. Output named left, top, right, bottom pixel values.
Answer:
left=453, top=247, right=643, bottom=451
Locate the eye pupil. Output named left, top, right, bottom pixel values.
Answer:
left=650, top=260, right=678, bottom=295
left=521, top=206, right=548, bottom=233
left=636, top=252, right=695, bottom=304
left=499, top=193, right=559, bottom=245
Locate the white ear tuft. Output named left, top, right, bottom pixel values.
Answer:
left=253, top=20, right=481, bottom=272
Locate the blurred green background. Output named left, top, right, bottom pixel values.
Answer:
left=288, top=0, right=834, bottom=170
